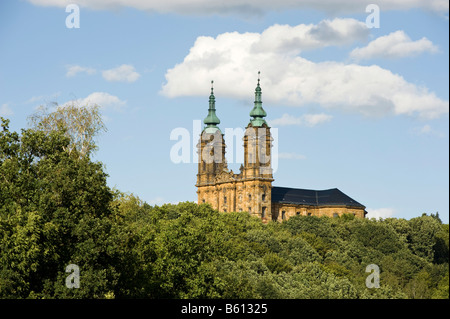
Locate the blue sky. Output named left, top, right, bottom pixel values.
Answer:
left=0, top=0, right=448, bottom=222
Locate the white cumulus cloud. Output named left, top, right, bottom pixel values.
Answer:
left=66, top=65, right=97, bottom=77
left=62, top=92, right=127, bottom=111
left=366, top=208, right=396, bottom=220
left=350, top=31, right=439, bottom=61
left=269, top=113, right=332, bottom=127
left=148, top=197, right=166, bottom=206
left=161, top=20, right=448, bottom=120
left=102, top=64, right=140, bottom=83
left=251, top=19, right=369, bottom=54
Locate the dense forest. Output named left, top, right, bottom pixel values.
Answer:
left=0, top=113, right=448, bottom=299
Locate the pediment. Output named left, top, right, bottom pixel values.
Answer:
left=214, top=170, right=236, bottom=184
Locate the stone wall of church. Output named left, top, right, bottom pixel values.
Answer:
left=270, top=202, right=366, bottom=222
left=197, top=178, right=273, bottom=221
left=198, top=191, right=365, bottom=223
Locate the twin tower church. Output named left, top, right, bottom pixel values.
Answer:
left=195, top=74, right=367, bottom=222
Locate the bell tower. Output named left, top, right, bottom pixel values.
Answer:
left=196, top=81, right=227, bottom=208
left=241, top=72, right=274, bottom=221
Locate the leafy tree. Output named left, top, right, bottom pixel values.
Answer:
left=433, top=224, right=449, bottom=264
left=408, top=214, right=442, bottom=262
left=282, top=215, right=337, bottom=242
left=0, top=117, right=118, bottom=298
left=351, top=219, right=403, bottom=255
left=432, top=272, right=449, bottom=299
left=28, top=103, right=106, bottom=159
left=383, top=218, right=411, bottom=247
left=1, top=116, right=449, bottom=299
left=263, top=253, right=293, bottom=273
left=405, top=269, right=432, bottom=299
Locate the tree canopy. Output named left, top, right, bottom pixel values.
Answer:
left=0, top=115, right=448, bottom=299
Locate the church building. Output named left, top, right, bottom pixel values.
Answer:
left=196, top=74, right=367, bottom=222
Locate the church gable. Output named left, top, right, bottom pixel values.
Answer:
left=214, top=170, right=236, bottom=184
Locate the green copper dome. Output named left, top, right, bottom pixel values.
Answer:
left=249, top=72, right=267, bottom=127
left=203, top=81, right=221, bottom=133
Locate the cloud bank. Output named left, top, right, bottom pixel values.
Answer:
left=28, top=0, right=448, bottom=15
left=350, top=31, right=439, bottom=61
left=66, top=65, right=97, bottom=77
left=65, top=64, right=141, bottom=83
left=269, top=113, right=333, bottom=127
left=366, top=208, right=396, bottom=219
left=160, top=19, right=448, bottom=120
left=62, top=92, right=127, bottom=111
left=102, top=64, right=141, bottom=83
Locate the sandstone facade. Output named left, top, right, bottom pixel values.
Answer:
left=196, top=77, right=366, bottom=222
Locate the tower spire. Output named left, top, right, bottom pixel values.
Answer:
left=249, top=71, right=267, bottom=127
left=203, top=80, right=221, bottom=133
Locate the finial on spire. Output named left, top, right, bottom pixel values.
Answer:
left=204, top=80, right=221, bottom=133
left=256, top=71, right=261, bottom=92
left=249, top=71, right=267, bottom=127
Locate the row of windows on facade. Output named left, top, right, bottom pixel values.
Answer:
left=201, top=193, right=267, bottom=203
left=200, top=197, right=358, bottom=220
left=275, top=211, right=357, bottom=219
